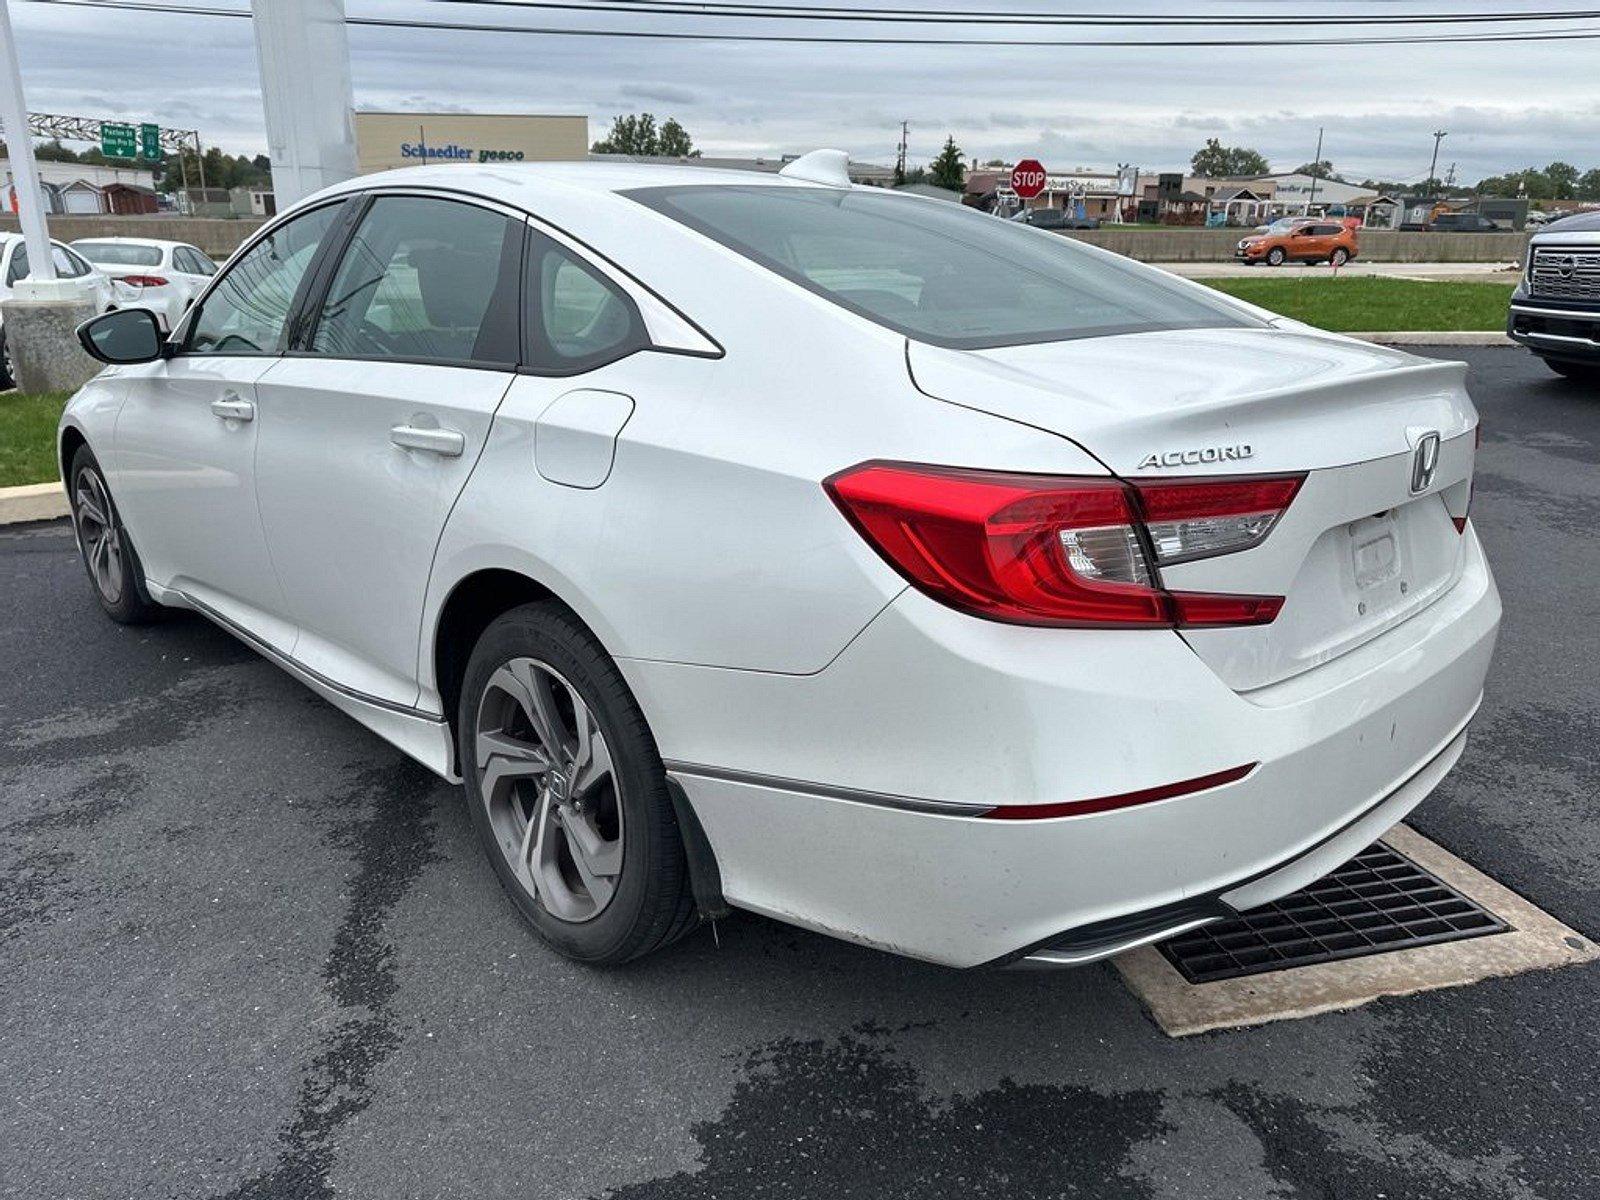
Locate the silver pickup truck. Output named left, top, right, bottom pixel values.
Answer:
left=1509, top=212, right=1600, bottom=383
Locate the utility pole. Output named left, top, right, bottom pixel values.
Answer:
left=0, top=0, right=54, bottom=283
left=251, top=0, right=357, bottom=207
left=1445, top=161, right=1457, bottom=190
left=895, top=121, right=908, bottom=185
left=1307, top=126, right=1324, bottom=214
left=1428, top=129, right=1448, bottom=195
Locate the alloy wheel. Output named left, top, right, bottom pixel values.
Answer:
left=74, top=468, right=124, bottom=605
left=474, top=657, right=624, bottom=923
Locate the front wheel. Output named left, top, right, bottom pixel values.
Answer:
left=458, top=601, right=697, bottom=964
left=1543, top=358, right=1600, bottom=386
left=68, top=446, right=162, bottom=624
left=1266, top=247, right=1286, bottom=266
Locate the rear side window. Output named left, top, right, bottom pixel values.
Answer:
left=6, top=243, right=89, bottom=283
left=629, top=184, right=1255, bottom=349
left=308, top=196, right=522, bottom=367
left=189, top=203, right=343, bottom=355
left=174, top=246, right=211, bottom=274
left=523, top=230, right=647, bottom=374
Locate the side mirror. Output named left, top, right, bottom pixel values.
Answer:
left=77, top=308, right=166, bottom=365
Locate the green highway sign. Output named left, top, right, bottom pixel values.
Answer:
left=139, top=123, right=161, bottom=160
left=100, top=121, right=136, bottom=159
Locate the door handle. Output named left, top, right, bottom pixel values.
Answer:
left=390, top=424, right=466, bottom=457
left=210, top=395, right=255, bottom=422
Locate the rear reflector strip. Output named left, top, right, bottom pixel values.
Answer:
left=980, top=762, right=1257, bottom=820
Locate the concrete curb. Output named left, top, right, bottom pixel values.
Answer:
left=0, top=481, right=68, bottom=525
left=1348, top=331, right=1513, bottom=346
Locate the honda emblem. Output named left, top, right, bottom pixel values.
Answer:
left=1410, top=432, right=1441, bottom=494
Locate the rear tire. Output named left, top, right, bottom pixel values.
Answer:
left=457, top=601, right=698, bottom=964
left=1266, top=248, right=1286, bottom=266
left=0, top=326, right=13, bottom=390
left=1330, top=247, right=1350, bottom=267
left=1543, top=358, right=1600, bottom=386
left=67, top=446, right=162, bottom=624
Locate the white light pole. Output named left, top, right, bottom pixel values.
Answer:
left=0, top=0, right=56, bottom=284
left=251, top=0, right=358, bottom=208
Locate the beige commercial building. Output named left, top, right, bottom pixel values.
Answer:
left=353, top=112, right=588, bottom=174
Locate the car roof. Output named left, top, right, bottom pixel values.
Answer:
left=69, top=236, right=186, bottom=250
left=305, top=160, right=868, bottom=224
left=0, top=232, right=75, bottom=247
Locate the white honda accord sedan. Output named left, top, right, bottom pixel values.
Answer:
left=63, top=153, right=1500, bottom=969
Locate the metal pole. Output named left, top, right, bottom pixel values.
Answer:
left=0, top=0, right=55, bottom=281
left=251, top=0, right=357, bottom=207
left=1307, top=126, right=1323, bottom=214
left=195, top=130, right=206, bottom=192
left=1428, top=130, right=1447, bottom=194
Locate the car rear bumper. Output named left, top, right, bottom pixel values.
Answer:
left=1508, top=301, right=1600, bottom=361
left=626, top=528, right=1500, bottom=968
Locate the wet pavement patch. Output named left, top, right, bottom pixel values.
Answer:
left=601, top=1028, right=1168, bottom=1199
left=1116, top=824, right=1598, bottom=1036
left=214, top=761, right=443, bottom=1200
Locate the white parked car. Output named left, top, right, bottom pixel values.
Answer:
left=0, top=232, right=116, bottom=387
left=62, top=156, right=1500, bottom=969
left=70, top=237, right=218, bottom=333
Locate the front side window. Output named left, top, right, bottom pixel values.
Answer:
left=188, top=202, right=343, bottom=355
left=629, top=185, right=1255, bottom=349
left=525, top=231, right=646, bottom=374
left=309, top=196, right=520, bottom=366
left=74, top=242, right=163, bottom=268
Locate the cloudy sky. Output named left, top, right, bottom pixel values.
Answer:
left=10, top=0, right=1600, bottom=184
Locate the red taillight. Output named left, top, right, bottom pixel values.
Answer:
left=120, top=275, right=168, bottom=288
left=825, top=461, right=1300, bottom=629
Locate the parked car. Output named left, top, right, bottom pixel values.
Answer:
left=1428, top=213, right=1502, bottom=233
left=63, top=157, right=1499, bottom=969
left=71, top=238, right=219, bottom=333
left=0, top=232, right=117, bottom=388
left=1236, top=220, right=1359, bottom=266
left=1508, top=209, right=1600, bottom=384
left=1012, top=208, right=1100, bottom=230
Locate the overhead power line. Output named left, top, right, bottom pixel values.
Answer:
left=24, top=0, right=1600, bottom=47
left=437, top=0, right=1600, bottom=27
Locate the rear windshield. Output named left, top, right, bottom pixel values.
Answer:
left=73, top=242, right=162, bottom=267
left=627, top=185, right=1257, bottom=349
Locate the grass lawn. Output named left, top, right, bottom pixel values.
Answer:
left=1201, top=277, right=1515, bottom=332
left=0, top=391, right=68, bottom=488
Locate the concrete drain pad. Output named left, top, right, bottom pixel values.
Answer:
left=1114, top=824, right=1598, bottom=1036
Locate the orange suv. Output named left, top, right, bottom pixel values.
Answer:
left=1236, top=220, right=1359, bottom=267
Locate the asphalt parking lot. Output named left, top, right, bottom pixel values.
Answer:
left=2, top=347, right=1597, bottom=1200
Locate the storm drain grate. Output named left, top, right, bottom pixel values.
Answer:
left=1158, top=842, right=1510, bottom=984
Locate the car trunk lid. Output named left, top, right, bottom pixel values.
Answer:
left=906, top=327, right=1478, bottom=691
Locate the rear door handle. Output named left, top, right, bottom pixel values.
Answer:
left=210, top=395, right=254, bottom=422
left=390, top=424, right=466, bottom=457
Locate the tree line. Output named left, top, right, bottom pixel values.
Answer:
left=6, top=137, right=272, bottom=195
left=1189, top=137, right=1600, bottom=201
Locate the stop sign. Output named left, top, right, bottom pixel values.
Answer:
left=1010, top=159, right=1048, bottom=200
